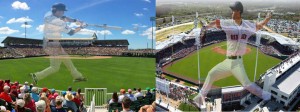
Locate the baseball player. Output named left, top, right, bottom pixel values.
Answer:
left=31, top=3, right=87, bottom=85
left=193, top=1, right=272, bottom=108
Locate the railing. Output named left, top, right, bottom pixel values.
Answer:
left=85, top=88, right=107, bottom=108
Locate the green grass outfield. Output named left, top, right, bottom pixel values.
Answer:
left=0, top=56, right=155, bottom=93
left=165, top=42, right=281, bottom=87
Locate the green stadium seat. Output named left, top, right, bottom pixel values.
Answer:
left=136, top=96, right=144, bottom=104
left=108, top=102, right=122, bottom=112
left=0, top=99, right=6, bottom=106
left=141, top=97, right=152, bottom=105
left=130, top=100, right=141, bottom=112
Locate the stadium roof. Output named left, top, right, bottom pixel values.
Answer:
left=222, top=86, right=244, bottom=93
left=1, top=36, right=42, bottom=45
left=260, top=31, right=299, bottom=46
left=93, top=40, right=129, bottom=46
left=272, top=61, right=300, bottom=95
left=47, top=37, right=96, bottom=40
left=156, top=28, right=200, bottom=50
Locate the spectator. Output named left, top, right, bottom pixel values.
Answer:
left=51, top=96, right=66, bottom=112
left=41, top=87, right=49, bottom=95
left=64, top=92, right=78, bottom=112
left=0, top=80, right=4, bottom=93
left=145, top=88, right=152, bottom=98
left=109, top=92, right=118, bottom=104
left=23, top=82, right=29, bottom=92
left=67, top=86, right=72, bottom=93
left=35, top=100, right=46, bottom=112
left=50, top=93, right=59, bottom=106
left=40, top=93, right=51, bottom=112
left=24, top=93, right=37, bottom=112
left=15, top=99, right=26, bottom=112
left=0, top=86, right=13, bottom=103
left=31, top=87, right=40, bottom=102
left=118, top=89, right=126, bottom=103
left=134, top=88, right=143, bottom=98
left=121, top=96, right=133, bottom=112
left=127, top=89, right=136, bottom=101
left=132, top=88, right=137, bottom=94
left=18, top=86, right=25, bottom=99
left=0, top=106, right=6, bottom=112
left=48, top=89, right=56, bottom=99
left=10, top=85, right=18, bottom=102
left=138, top=102, right=156, bottom=112
left=76, top=88, right=84, bottom=104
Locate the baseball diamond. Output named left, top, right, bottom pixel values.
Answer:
left=163, top=41, right=281, bottom=87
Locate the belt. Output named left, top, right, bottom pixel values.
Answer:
left=227, top=56, right=242, bottom=59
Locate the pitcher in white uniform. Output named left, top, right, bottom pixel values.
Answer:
left=192, top=1, right=272, bottom=108
left=30, top=3, right=87, bottom=85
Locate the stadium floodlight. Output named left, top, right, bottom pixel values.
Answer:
left=24, top=22, right=28, bottom=38
left=150, top=17, right=155, bottom=53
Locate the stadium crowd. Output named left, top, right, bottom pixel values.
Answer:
left=155, top=76, right=196, bottom=103
left=0, top=46, right=155, bottom=59
left=107, top=88, right=156, bottom=112
left=0, top=80, right=85, bottom=112
left=122, top=49, right=155, bottom=57
left=267, top=19, right=299, bottom=34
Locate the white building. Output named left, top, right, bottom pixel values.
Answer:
left=263, top=53, right=300, bottom=106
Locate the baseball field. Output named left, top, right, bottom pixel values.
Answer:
left=164, top=41, right=281, bottom=87
left=0, top=56, right=155, bottom=93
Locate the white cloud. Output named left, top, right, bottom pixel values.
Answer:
left=122, top=30, right=135, bottom=35
left=36, top=24, right=44, bottom=32
left=141, top=25, right=147, bottom=28
left=132, top=24, right=139, bottom=27
left=132, top=24, right=147, bottom=28
left=143, top=8, right=148, bottom=11
left=11, top=1, right=30, bottom=10
left=0, top=27, right=19, bottom=34
left=21, top=24, right=32, bottom=28
left=77, top=29, right=112, bottom=36
left=6, top=17, right=33, bottom=24
left=143, top=0, right=151, bottom=3
left=134, top=13, right=143, bottom=17
left=77, top=29, right=97, bottom=35
left=98, top=30, right=112, bottom=35
left=141, top=27, right=155, bottom=39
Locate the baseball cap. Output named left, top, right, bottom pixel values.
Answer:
left=16, top=99, right=25, bottom=108
left=42, top=87, right=48, bottom=92
left=230, top=1, right=243, bottom=14
left=52, top=3, right=68, bottom=11
left=3, top=85, right=10, bottom=90
left=0, top=106, right=6, bottom=111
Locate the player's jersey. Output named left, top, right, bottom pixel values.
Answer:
left=43, top=12, right=71, bottom=40
left=220, top=19, right=256, bottom=56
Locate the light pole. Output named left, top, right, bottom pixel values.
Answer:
left=24, top=22, right=28, bottom=38
left=150, top=17, right=155, bottom=53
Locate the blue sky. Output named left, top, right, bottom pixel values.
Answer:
left=0, top=0, right=155, bottom=49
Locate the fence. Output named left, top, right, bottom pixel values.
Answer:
left=85, top=88, right=107, bottom=108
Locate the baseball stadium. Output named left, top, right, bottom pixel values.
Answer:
left=0, top=33, right=156, bottom=111
left=155, top=13, right=300, bottom=111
